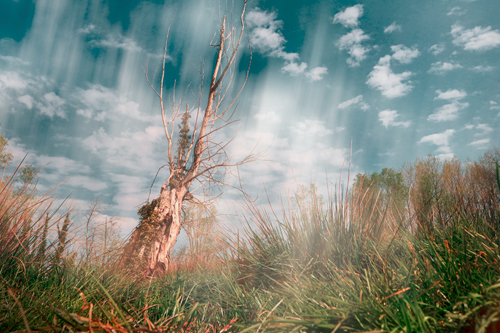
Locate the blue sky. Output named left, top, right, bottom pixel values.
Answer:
left=0, top=0, right=499, bottom=235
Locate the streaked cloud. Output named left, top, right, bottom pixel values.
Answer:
left=0, top=55, right=29, bottom=65
left=384, top=22, right=401, bottom=34
left=378, top=110, right=411, bottom=128
left=470, top=65, right=495, bottom=72
left=475, top=123, right=493, bottom=135
left=447, top=7, right=467, bottom=16
left=419, top=129, right=455, bottom=160
left=428, top=43, right=445, bottom=55
left=428, top=101, right=468, bottom=122
left=77, top=24, right=96, bottom=34
left=490, top=101, right=500, bottom=110
left=91, top=34, right=142, bottom=52
left=469, top=138, right=490, bottom=149
left=429, top=89, right=468, bottom=122
left=337, top=95, right=369, bottom=110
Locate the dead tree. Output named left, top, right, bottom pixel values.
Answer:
left=122, top=1, right=253, bottom=275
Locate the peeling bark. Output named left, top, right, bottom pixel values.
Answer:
left=122, top=185, right=187, bottom=275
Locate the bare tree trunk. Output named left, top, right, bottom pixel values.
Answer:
left=122, top=0, right=250, bottom=276
left=147, top=185, right=187, bottom=274
left=123, top=184, right=187, bottom=275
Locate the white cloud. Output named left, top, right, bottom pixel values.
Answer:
left=305, top=66, right=328, bottom=81
left=447, top=7, right=467, bottom=16
left=18, top=95, right=34, bottom=109
left=254, top=110, right=280, bottom=123
left=110, top=173, right=150, bottom=212
left=429, top=43, right=445, bottom=55
left=333, top=5, right=364, bottom=28
left=0, top=71, right=67, bottom=119
left=75, top=84, right=144, bottom=121
left=65, top=175, right=108, bottom=191
left=247, top=8, right=327, bottom=80
left=378, top=110, right=411, bottom=128
left=82, top=126, right=165, bottom=173
left=7, top=141, right=94, bottom=185
left=0, top=71, right=30, bottom=90
left=469, top=138, right=490, bottom=148
left=0, top=55, right=29, bottom=65
left=281, top=62, right=307, bottom=76
left=419, top=129, right=455, bottom=159
left=428, top=61, right=462, bottom=74
left=451, top=24, right=500, bottom=51
left=490, top=101, right=500, bottom=110
left=470, top=65, right=495, bottom=72
left=33, top=155, right=92, bottom=175
left=281, top=64, right=328, bottom=81
left=247, top=9, right=285, bottom=53
left=429, top=89, right=468, bottom=122
left=338, top=29, right=370, bottom=67
left=434, top=89, right=467, bottom=100
left=228, top=130, right=349, bottom=195
left=77, top=24, right=95, bottom=34
left=337, top=95, right=369, bottom=110
left=475, top=124, right=493, bottom=135
left=290, top=119, right=334, bottom=136
left=366, top=55, right=413, bottom=98
left=247, top=8, right=278, bottom=28
left=6, top=142, right=106, bottom=195
left=246, top=8, right=296, bottom=61
left=428, top=101, right=468, bottom=122
left=338, top=29, right=370, bottom=50
left=390, top=44, right=420, bottom=64
left=91, top=34, right=142, bottom=52
left=384, top=22, right=401, bottom=34
left=38, top=92, right=66, bottom=118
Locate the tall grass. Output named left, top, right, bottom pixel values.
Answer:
left=1, top=154, right=500, bottom=332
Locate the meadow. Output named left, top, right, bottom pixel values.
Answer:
left=1, top=140, right=500, bottom=332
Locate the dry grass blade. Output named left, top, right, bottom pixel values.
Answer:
left=7, top=289, right=32, bottom=333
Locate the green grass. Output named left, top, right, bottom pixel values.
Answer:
left=1, top=157, right=500, bottom=332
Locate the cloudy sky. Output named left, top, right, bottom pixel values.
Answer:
left=1, top=0, right=499, bottom=236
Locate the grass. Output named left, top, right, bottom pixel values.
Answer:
left=1, top=155, right=499, bottom=332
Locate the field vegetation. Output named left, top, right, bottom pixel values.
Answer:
left=1, top=136, right=500, bottom=332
